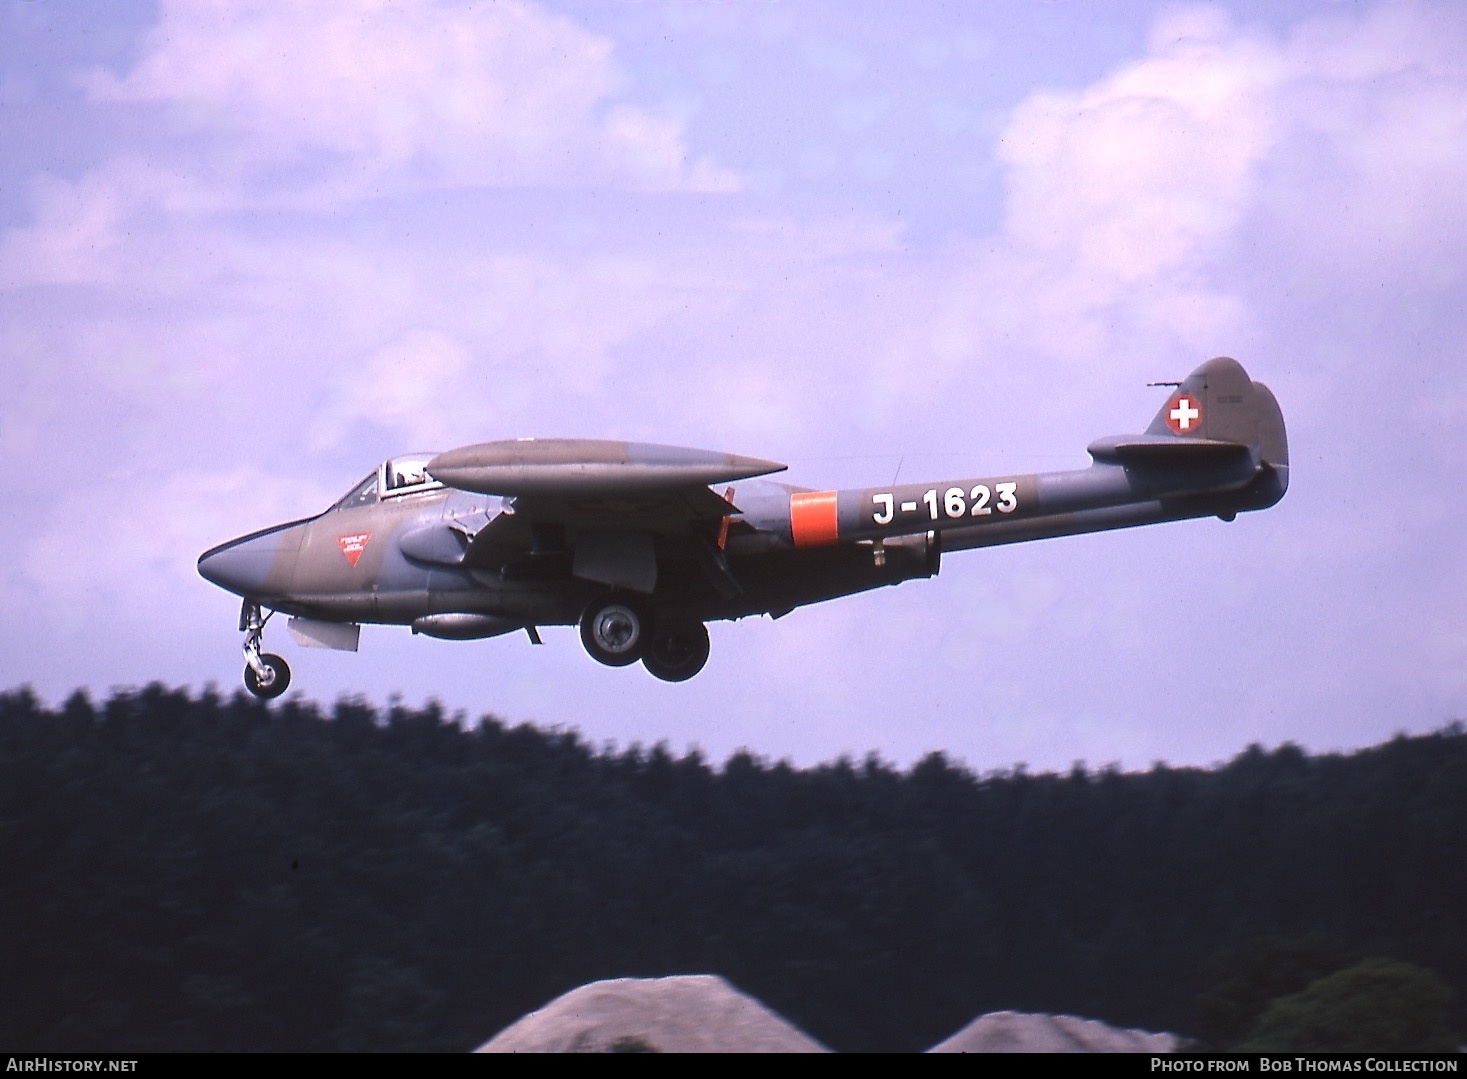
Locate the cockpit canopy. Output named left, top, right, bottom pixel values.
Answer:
left=384, top=454, right=438, bottom=493
left=334, top=453, right=443, bottom=510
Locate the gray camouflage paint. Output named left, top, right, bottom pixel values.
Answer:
left=198, top=357, right=1287, bottom=671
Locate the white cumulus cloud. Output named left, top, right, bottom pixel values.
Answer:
left=84, top=0, right=738, bottom=197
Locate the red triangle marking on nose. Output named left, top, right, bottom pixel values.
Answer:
left=337, top=532, right=372, bottom=567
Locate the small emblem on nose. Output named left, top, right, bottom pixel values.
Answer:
left=337, top=532, right=372, bottom=567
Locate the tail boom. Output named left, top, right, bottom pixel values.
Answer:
left=780, top=356, right=1287, bottom=553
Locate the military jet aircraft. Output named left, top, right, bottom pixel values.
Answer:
left=199, top=356, right=1287, bottom=697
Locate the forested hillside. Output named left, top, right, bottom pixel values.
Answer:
left=1, top=685, right=1462, bottom=1052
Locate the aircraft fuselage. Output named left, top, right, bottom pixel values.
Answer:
left=199, top=357, right=1288, bottom=693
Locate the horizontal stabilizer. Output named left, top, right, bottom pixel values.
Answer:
left=1087, top=435, right=1254, bottom=466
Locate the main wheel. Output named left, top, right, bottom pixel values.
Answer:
left=580, top=595, right=646, bottom=667
left=642, top=621, right=710, bottom=682
left=244, top=653, right=291, bottom=699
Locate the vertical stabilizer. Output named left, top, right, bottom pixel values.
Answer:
left=1140, top=356, right=1288, bottom=508
left=1146, top=357, right=1288, bottom=469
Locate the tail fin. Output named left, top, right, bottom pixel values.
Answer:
left=1088, top=357, right=1289, bottom=513
left=1145, top=356, right=1288, bottom=471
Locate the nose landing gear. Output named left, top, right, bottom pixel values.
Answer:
left=240, top=600, right=291, bottom=699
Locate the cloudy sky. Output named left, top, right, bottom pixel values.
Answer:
left=3, top=0, right=1464, bottom=773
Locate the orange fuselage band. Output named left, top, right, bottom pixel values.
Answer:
left=790, top=491, right=840, bottom=548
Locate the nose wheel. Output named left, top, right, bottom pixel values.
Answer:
left=244, top=652, right=291, bottom=699
left=240, top=600, right=291, bottom=699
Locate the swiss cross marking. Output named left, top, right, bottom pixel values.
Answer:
left=337, top=532, right=372, bottom=567
left=1167, top=395, right=1202, bottom=434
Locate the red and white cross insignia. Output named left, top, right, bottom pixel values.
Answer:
left=1166, top=394, right=1202, bottom=434
left=337, top=532, right=372, bottom=567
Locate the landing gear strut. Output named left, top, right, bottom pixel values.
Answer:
left=240, top=600, right=291, bottom=699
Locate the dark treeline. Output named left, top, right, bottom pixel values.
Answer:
left=1, top=684, right=1462, bottom=1052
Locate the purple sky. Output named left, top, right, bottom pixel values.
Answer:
left=3, top=0, right=1464, bottom=774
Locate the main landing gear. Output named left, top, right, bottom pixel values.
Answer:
left=643, top=621, right=710, bottom=683
left=579, top=594, right=711, bottom=682
left=580, top=595, right=646, bottom=667
left=240, top=600, right=291, bottom=700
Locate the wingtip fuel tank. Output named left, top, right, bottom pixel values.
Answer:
left=426, top=438, right=787, bottom=497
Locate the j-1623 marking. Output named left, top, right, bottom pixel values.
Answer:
left=789, top=475, right=1037, bottom=548
left=871, top=481, right=1021, bottom=525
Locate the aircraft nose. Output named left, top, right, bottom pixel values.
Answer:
left=198, top=522, right=305, bottom=598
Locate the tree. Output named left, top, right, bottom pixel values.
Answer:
left=1195, top=935, right=1350, bottom=1049
left=1238, top=958, right=1457, bottom=1052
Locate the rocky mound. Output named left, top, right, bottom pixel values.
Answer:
left=928, top=1010, right=1179, bottom=1053
left=476, top=974, right=830, bottom=1053
left=478, top=975, right=1180, bottom=1052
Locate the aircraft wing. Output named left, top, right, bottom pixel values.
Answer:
left=427, top=439, right=786, bottom=593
